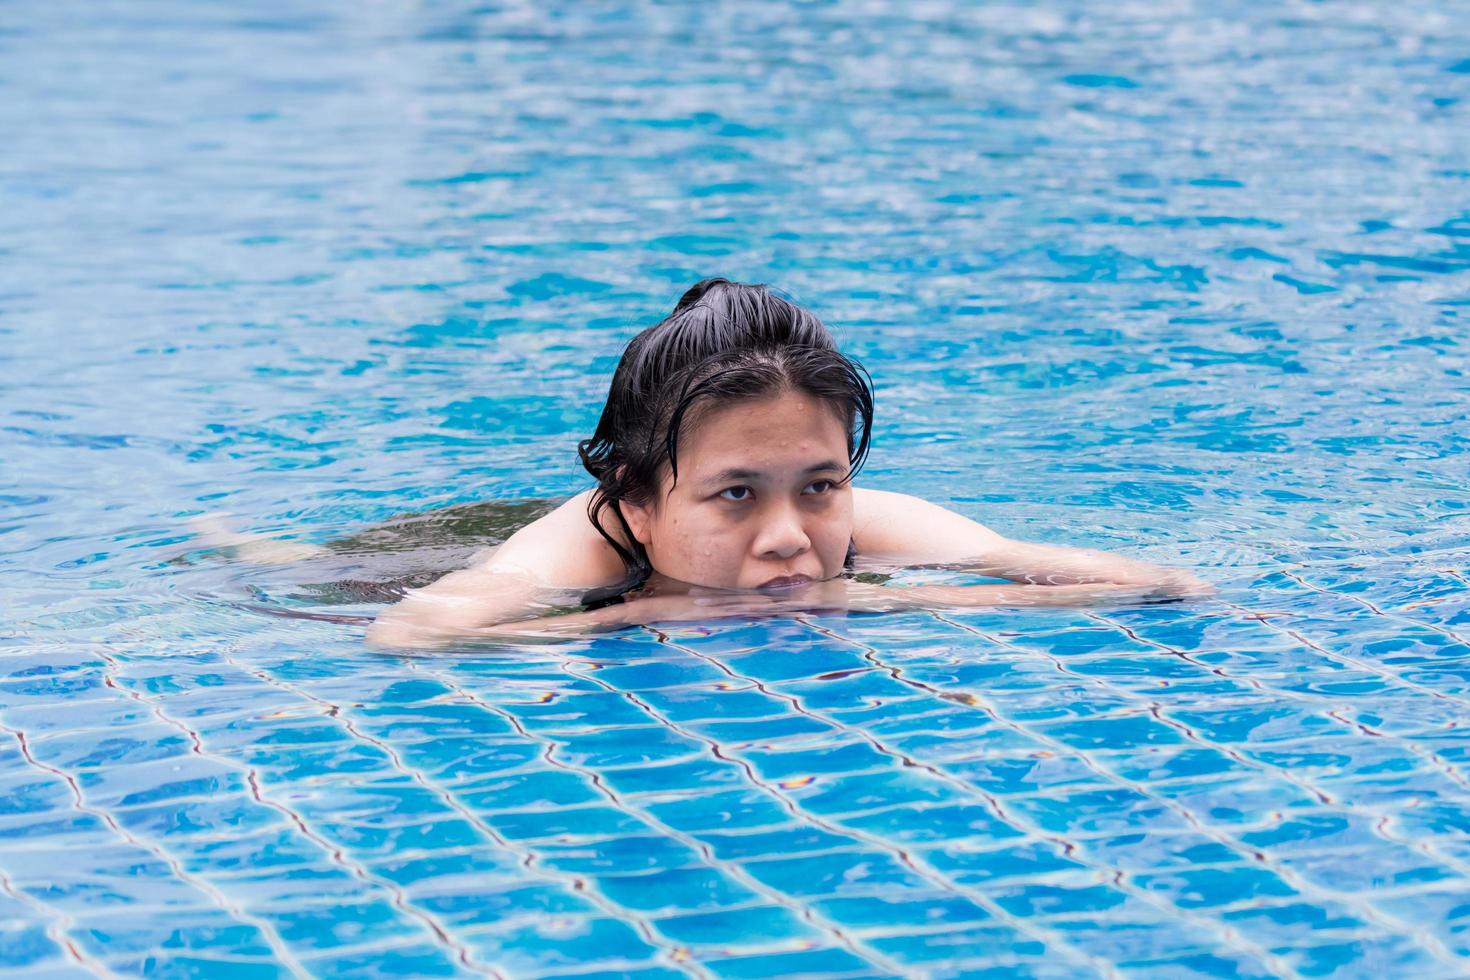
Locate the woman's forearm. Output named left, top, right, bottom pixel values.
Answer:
left=970, top=541, right=1210, bottom=592
left=869, top=578, right=1210, bottom=612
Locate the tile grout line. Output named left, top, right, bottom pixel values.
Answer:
left=0, top=864, right=112, bottom=978
left=419, top=658, right=904, bottom=977
left=969, top=621, right=1470, bottom=953
left=947, top=613, right=1464, bottom=968
left=91, top=647, right=501, bottom=978
left=1111, top=606, right=1470, bottom=797
left=0, top=714, right=313, bottom=980
left=1281, top=569, right=1470, bottom=650
left=214, top=654, right=699, bottom=980
left=652, top=622, right=1297, bottom=973
left=640, top=625, right=1129, bottom=980
left=793, top=615, right=1301, bottom=978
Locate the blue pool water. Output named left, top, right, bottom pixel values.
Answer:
left=3, top=0, right=1469, bottom=975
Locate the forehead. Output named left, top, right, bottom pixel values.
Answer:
left=679, top=390, right=849, bottom=474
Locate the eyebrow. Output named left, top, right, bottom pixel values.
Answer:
left=702, top=460, right=847, bottom=487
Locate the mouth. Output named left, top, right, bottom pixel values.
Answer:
left=757, top=575, right=814, bottom=592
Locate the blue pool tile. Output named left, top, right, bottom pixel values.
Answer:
left=923, top=839, right=1086, bottom=884
left=1134, top=863, right=1298, bottom=909
left=721, top=644, right=869, bottom=682
left=837, top=803, right=1025, bottom=846
left=74, top=754, right=245, bottom=809
left=371, top=848, right=523, bottom=889
left=1095, top=745, right=1239, bottom=783
left=866, top=923, right=1044, bottom=965
left=266, top=898, right=423, bottom=952
left=1278, top=846, right=1456, bottom=891
left=701, top=945, right=881, bottom=977
left=1151, top=774, right=1320, bottom=824
left=299, top=941, right=462, bottom=976
left=548, top=724, right=704, bottom=768
left=1075, top=829, right=1239, bottom=870
left=1064, top=652, right=1210, bottom=682
left=1007, top=786, right=1190, bottom=836
left=774, top=671, right=934, bottom=712
left=1375, top=888, right=1470, bottom=956
left=352, top=699, right=519, bottom=741
left=1050, top=915, right=1272, bottom=977
left=0, top=696, right=154, bottom=738
left=1038, top=712, right=1187, bottom=752
left=172, top=826, right=326, bottom=875
left=0, top=771, right=74, bottom=817
left=1237, top=812, right=1379, bottom=852
left=458, top=769, right=607, bottom=810
left=113, top=790, right=279, bottom=840
left=536, top=968, right=690, bottom=980
left=78, top=909, right=276, bottom=958
left=248, top=742, right=401, bottom=781
left=786, top=768, right=967, bottom=817
left=1216, top=898, right=1369, bottom=943
left=408, top=880, right=600, bottom=928
left=0, top=811, right=112, bottom=846
left=1116, top=949, right=1277, bottom=979
left=535, top=835, right=701, bottom=876
left=644, top=790, right=792, bottom=834
left=598, top=755, right=747, bottom=796
left=652, top=903, right=818, bottom=948
left=887, top=724, right=1053, bottom=760
left=597, top=866, right=759, bottom=913
left=498, top=691, right=656, bottom=731
left=1280, top=932, right=1453, bottom=977
left=811, top=892, right=992, bottom=933
left=690, top=713, right=832, bottom=744
left=987, top=879, right=1135, bottom=917
left=1004, top=626, right=1150, bottom=658
left=491, top=805, right=649, bottom=843
left=698, top=823, right=860, bottom=862
left=741, top=848, right=930, bottom=899
left=209, top=863, right=375, bottom=908
left=741, top=738, right=892, bottom=780
left=0, top=921, right=65, bottom=970
left=106, top=955, right=288, bottom=979
left=825, top=697, right=973, bottom=732
left=942, top=752, right=1101, bottom=795
left=588, top=657, right=734, bottom=691
left=406, top=736, right=543, bottom=781
left=309, top=816, right=486, bottom=857
left=639, top=686, right=789, bottom=725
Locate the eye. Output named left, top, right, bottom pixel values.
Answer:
left=718, top=486, right=753, bottom=502
left=804, top=479, right=834, bottom=495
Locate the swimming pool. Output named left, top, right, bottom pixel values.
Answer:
left=3, top=0, right=1469, bottom=975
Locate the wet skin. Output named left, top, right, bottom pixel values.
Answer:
left=619, top=389, right=855, bottom=594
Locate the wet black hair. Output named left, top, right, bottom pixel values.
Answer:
left=577, top=278, right=874, bottom=583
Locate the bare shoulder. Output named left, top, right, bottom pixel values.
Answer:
left=367, top=491, right=632, bottom=645
left=486, top=490, right=629, bottom=589
left=851, top=487, right=1008, bottom=564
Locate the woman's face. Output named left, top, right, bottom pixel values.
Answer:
left=621, top=389, right=855, bottom=592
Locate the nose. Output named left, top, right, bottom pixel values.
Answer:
left=753, top=503, right=811, bottom=560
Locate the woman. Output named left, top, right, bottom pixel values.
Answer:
left=368, top=279, right=1209, bottom=646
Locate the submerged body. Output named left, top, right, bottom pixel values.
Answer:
left=367, top=389, right=1208, bottom=647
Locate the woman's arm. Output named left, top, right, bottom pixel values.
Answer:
left=374, top=575, right=1205, bottom=647
left=851, top=488, right=1211, bottom=596
left=365, top=491, right=627, bottom=647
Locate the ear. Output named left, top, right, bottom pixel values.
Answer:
left=617, top=498, right=654, bottom=547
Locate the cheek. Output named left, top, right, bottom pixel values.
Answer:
left=817, top=504, right=854, bottom=564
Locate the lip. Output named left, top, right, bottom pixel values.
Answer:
left=757, top=575, right=813, bottom=592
